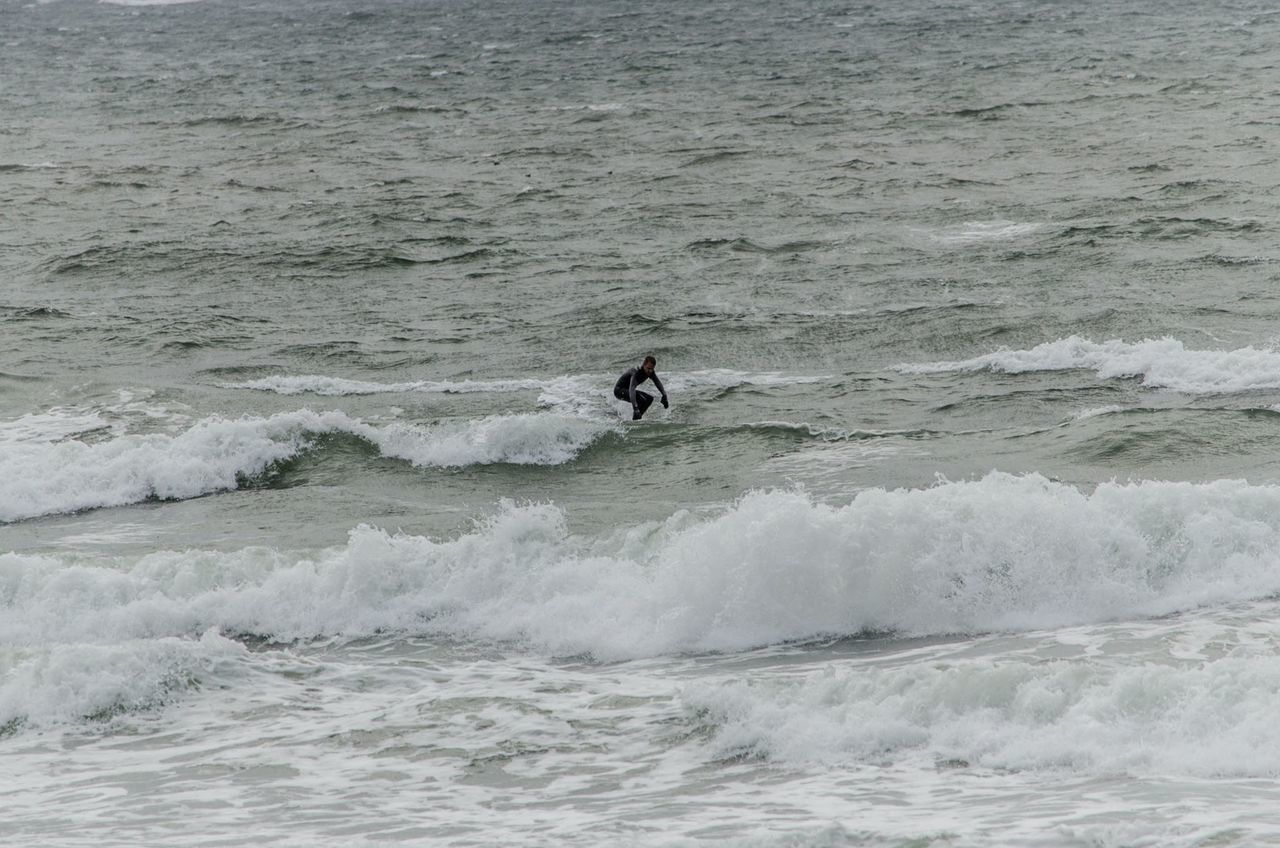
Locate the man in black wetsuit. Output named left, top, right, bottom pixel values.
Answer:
left=613, top=355, right=669, bottom=420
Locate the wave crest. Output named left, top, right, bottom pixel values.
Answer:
left=898, top=335, right=1280, bottom=394
left=9, top=473, right=1280, bottom=658
left=0, top=409, right=612, bottom=523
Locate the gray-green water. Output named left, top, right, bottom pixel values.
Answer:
left=8, top=0, right=1280, bottom=845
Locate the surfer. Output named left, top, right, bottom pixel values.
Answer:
left=614, top=355, right=669, bottom=420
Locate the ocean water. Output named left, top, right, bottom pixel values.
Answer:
left=7, top=0, right=1280, bottom=844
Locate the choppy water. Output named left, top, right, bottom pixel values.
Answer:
left=8, top=0, right=1280, bottom=845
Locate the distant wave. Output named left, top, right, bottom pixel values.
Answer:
left=1070, top=405, right=1126, bottom=421
left=899, top=336, right=1280, bottom=393
left=226, top=375, right=550, bottom=396
left=0, top=409, right=612, bottom=523
left=740, top=420, right=930, bottom=441
left=226, top=369, right=831, bottom=398
left=673, top=369, right=832, bottom=390
left=99, top=0, right=207, bottom=6
left=10, top=473, right=1280, bottom=660
left=932, top=220, right=1043, bottom=245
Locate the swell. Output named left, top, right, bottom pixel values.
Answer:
left=40, top=242, right=488, bottom=279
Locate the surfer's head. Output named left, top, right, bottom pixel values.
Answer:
left=642, top=355, right=656, bottom=375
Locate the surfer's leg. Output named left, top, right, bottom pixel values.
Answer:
left=633, top=391, right=654, bottom=419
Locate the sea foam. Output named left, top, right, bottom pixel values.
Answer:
left=0, top=410, right=112, bottom=445
left=0, top=631, right=244, bottom=730
left=8, top=473, right=1280, bottom=658
left=899, top=336, right=1280, bottom=394
left=0, top=408, right=611, bottom=523
left=687, top=651, right=1280, bottom=777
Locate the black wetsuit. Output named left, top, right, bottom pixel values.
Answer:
left=613, top=366, right=667, bottom=420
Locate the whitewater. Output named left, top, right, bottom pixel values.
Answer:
left=9, top=0, right=1280, bottom=845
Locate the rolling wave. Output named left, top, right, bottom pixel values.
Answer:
left=9, top=473, right=1280, bottom=658
left=0, top=409, right=612, bottom=523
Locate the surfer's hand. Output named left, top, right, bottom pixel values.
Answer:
left=661, top=397, right=669, bottom=409
left=632, top=409, right=642, bottom=420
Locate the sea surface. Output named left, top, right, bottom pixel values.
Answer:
left=7, top=0, right=1280, bottom=845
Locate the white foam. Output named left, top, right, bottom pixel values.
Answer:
left=0, top=408, right=612, bottom=522
left=900, top=335, right=1280, bottom=393
left=1070, top=405, right=1126, bottom=421
left=0, top=412, right=311, bottom=523
left=0, top=630, right=244, bottom=730
left=0, top=409, right=112, bottom=445
left=370, top=411, right=608, bottom=467
left=10, top=473, right=1280, bottom=659
left=687, top=651, right=1280, bottom=777
left=933, top=220, right=1043, bottom=245
left=0, top=392, right=191, bottom=450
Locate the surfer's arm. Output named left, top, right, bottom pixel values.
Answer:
left=651, top=373, right=668, bottom=406
left=628, top=371, right=640, bottom=408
